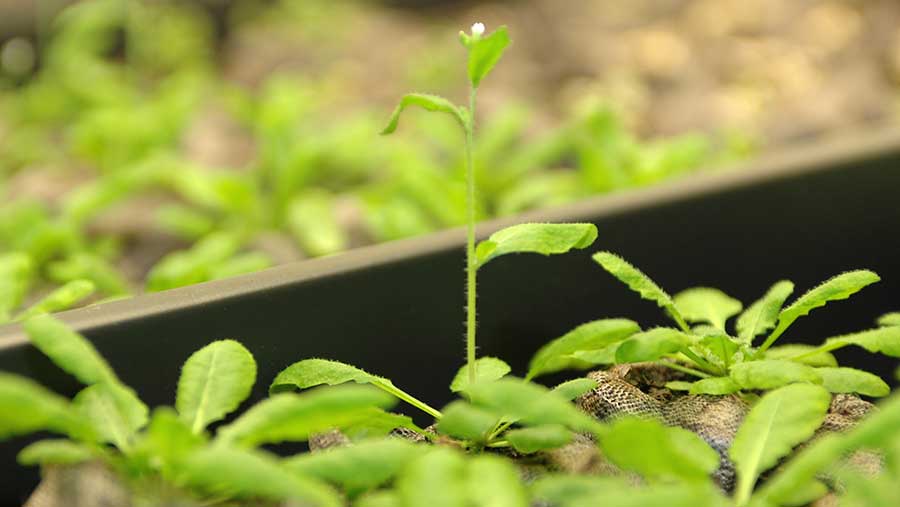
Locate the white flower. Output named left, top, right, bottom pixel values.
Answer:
left=471, top=22, right=485, bottom=37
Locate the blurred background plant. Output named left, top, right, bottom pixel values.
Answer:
left=2, top=0, right=898, bottom=319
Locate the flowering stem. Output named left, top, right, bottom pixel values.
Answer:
left=465, top=86, right=478, bottom=385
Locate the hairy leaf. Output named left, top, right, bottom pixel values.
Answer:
left=475, top=223, right=597, bottom=268
left=466, top=378, right=604, bottom=434
left=462, top=25, right=511, bottom=88
left=24, top=315, right=118, bottom=386
left=552, top=378, right=598, bottom=400
left=730, top=360, right=821, bottom=390
left=765, top=344, right=837, bottom=367
left=698, top=334, right=740, bottom=368
left=466, top=454, right=529, bottom=507
left=673, top=287, right=742, bottom=331
left=527, top=319, right=639, bottom=379
left=74, top=382, right=148, bottom=451
left=16, top=279, right=95, bottom=320
left=451, top=357, right=511, bottom=393
left=381, top=94, right=465, bottom=135
left=437, top=401, right=499, bottom=442
left=506, top=424, right=572, bottom=453
left=736, top=281, right=794, bottom=343
left=822, top=327, right=900, bottom=357
left=600, top=417, right=719, bottom=483
left=764, top=271, right=880, bottom=350
left=729, top=384, right=830, bottom=505
left=879, top=312, right=900, bottom=327
left=218, top=386, right=394, bottom=447
left=397, top=448, right=467, bottom=507
left=177, top=340, right=257, bottom=434
left=816, top=367, right=889, bottom=397
left=17, top=440, right=94, bottom=466
left=688, top=377, right=740, bottom=395
left=0, top=373, right=87, bottom=440
left=285, top=439, right=424, bottom=496
left=593, top=252, right=688, bottom=330
left=615, top=328, right=693, bottom=363
left=179, top=447, right=341, bottom=506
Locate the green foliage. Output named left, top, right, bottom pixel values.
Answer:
left=674, top=287, right=743, bottom=331
left=24, top=314, right=117, bottom=385
left=0, top=372, right=87, bottom=439
left=600, top=417, right=719, bottom=483
left=381, top=94, right=467, bottom=135
left=729, top=384, right=830, bottom=505
left=593, top=252, right=688, bottom=331
left=505, top=424, right=572, bottom=453
left=879, top=312, right=900, bottom=327
left=526, top=319, right=639, bottom=380
left=730, top=360, right=821, bottom=390
left=450, top=357, right=511, bottom=393
left=74, top=382, right=148, bottom=451
left=735, top=281, right=794, bottom=344
left=17, top=439, right=95, bottom=466
left=15, top=279, right=95, bottom=320
left=815, top=367, right=889, bottom=397
left=436, top=401, right=499, bottom=442
left=686, top=376, right=740, bottom=395
left=551, top=378, right=599, bottom=400
left=176, top=340, right=257, bottom=434
left=0, top=252, right=33, bottom=323
left=475, top=223, right=597, bottom=268
left=459, top=25, right=511, bottom=88
left=615, top=327, right=695, bottom=363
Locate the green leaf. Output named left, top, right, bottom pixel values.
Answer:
left=475, top=223, right=597, bottom=268
left=466, top=454, right=529, bottom=507
left=730, top=360, right=821, bottom=390
left=688, top=377, right=740, bottom=395
left=552, top=378, right=598, bottom=400
left=341, top=408, right=422, bottom=441
left=762, top=271, right=880, bottom=351
left=697, top=334, right=740, bottom=368
left=526, top=319, right=639, bottom=380
left=136, top=408, right=205, bottom=474
left=879, top=312, right=900, bottom=327
left=462, top=25, right=511, bottom=88
left=381, top=93, right=466, bottom=135
left=615, top=328, right=693, bottom=363
left=593, top=252, right=688, bottom=330
left=74, top=382, right=148, bottom=451
left=729, top=384, right=830, bottom=505
left=816, top=367, right=889, bottom=397
left=16, top=279, right=95, bottom=320
left=736, top=281, right=794, bottom=344
left=530, top=475, right=631, bottom=505
left=600, top=417, right=719, bottom=483
left=176, top=340, right=257, bottom=434
left=287, top=191, right=348, bottom=257
left=531, top=475, right=726, bottom=507
left=397, top=447, right=467, bottom=507
left=0, top=252, right=33, bottom=323
left=821, top=327, right=900, bottom=357
left=466, top=378, right=604, bottom=434
left=673, top=287, right=742, bottom=331
left=24, top=314, right=118, bottom=386
left=179, top=446, right=341, bottom=506
left=436, top=401, right=499, bottom=442
left=17, top=440, right=94, bottom=466
left=666, top=381, right=694, bottom=391
left=506, top=424, right=572, bottom=453
left=270, top=359, right=441, bottom=419
left=217, top=385, right=395, bottom=447
left=355, top=491, right=400, bottom=507
left=765, top=344, right=837, bottom=367
left=450, top=357, right=511, bottom=393
left=285, top=439, right=424, bottom=496
left=0, top=373, right=87, bottom=440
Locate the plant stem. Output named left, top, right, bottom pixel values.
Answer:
left=465, top=87, right=478, bottom=385
left=377, top=382, right=443, bottom=420
left=680, top=348, right=722, bottom=376
left=658, top=361, right=711, bottom=379
left=755, top=321, right=788, bottom=357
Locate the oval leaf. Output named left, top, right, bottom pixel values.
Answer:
left=552, top=378, right=598, bottom=401
left=816, top=367, right=889, bottom=397
left=593, top=252, right=688, bottom=330
left=506, top=424, right=572, bottom=454
left=176, top=340, right=257, bottom=434
left=74, top=382, right=149, bottom=450
left=673, top=287, right=743, bottom=331
left=381, top=93, right=465, bottom=135
left=0, top=372, right=87, bottom=440
left=688, top=377, right=740, bottom=395
left=527, top=319, right=639, bottom=380
left=822, top=327, right=900, bottom=357
left=466, top=454, right=529, bottom=507
left=475, top=223, right=597, bottom=268
left=730, top=360, right=821, bottom=390
left=615, top=328, right=693, bottom=363
left=450, top=357, right=511, bottom=393
left=397, top=448, right=467, bottom=507
left=217, top=385, right=395, bottom=447
left=16, top=279, right=95, bottom=320
left=436, top=401, right=500, bottom=442
left=179, top=446, right=341, bottom=506
left=24, top=315, right=118, bottom=386
left=729, top=384, right=830, bottom=505
left=736, top=281, right=794, bottom=344
left=878, top=312, right=900, bottom=327
left=600, top=417, right=720, bottom=483
left=17, top=440, right=94, bottom=466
